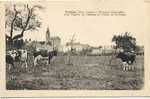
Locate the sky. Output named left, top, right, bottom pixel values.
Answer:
left=17, top=0, right=149, bottom=46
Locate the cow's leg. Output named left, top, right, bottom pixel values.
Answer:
left=65, top=56, right=69, bottom=64
left=48, top=55, right=51, bottom=64
left=126, top=63, right=129, bottom=71
left=129, top=65, right=132, bottom=71
left=123, top=62, right=129, bottom=71
left=46, top=59, right=49, bottom=65
left=8, top=64, right=11, bottom=70
left=128, top=65, right=131, bottom=71
left=25, top=60, right=28, bottom=68
left=11, top=62, right=15, bottom=69
left=48, top=60, right=50, bottom=64
left=128, top=61, right=131, bottom=71
left=50, top=56, right=56, bottom=63
left=127, top=61, right=131, bottom=71
left=34, top=57, right=38, bottom=66
left=132, top=60, right=136, bottom=71
left=124, top=64, right=128, bottom=71
left=130, top=65, right=133, bottom=71
left=131, top=65, right=135, bottom=71
left=34, top=55, right=41, bottom=66
left=122, top=62, right=126, bottom=71
left=10, top=62, right=15, bottom=72
left=21, top=61, right=24, bottom=68
left=20, top=61, right=25, bottom=69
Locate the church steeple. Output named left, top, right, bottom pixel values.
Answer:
left=46, top=27, right=50, bottom=42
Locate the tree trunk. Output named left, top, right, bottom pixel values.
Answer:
left=12, top=5, right=31, bottom=41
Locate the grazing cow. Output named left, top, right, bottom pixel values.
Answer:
left=116, top=52, right=136, bottom=71
left=6, top=49, right=28, bottom=69
left=17, top=49, right=28, bottom=68
left=33, top=50, right=57, bottom=66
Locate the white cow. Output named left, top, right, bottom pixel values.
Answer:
left=18, top=49, right=28, bottom=68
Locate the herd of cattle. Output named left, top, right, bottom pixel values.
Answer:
left=6, top=48, right=136, bottom=71
left=6, top=49, right=57, bottom=70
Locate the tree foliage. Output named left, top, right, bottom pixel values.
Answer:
left=5, top=3, right=44, bottom=49
left=112, top=32, right=137, bottom=52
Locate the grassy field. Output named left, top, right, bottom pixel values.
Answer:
left=6, top=55, right=144, bottom=90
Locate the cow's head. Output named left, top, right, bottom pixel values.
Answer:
left=7, top=50, right=18, bottom=60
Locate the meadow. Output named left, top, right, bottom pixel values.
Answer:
left=6, top=55, right=144, bottom=90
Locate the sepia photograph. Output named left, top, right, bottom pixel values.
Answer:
left=1, top=0, right=150, bottom=97
left=4, top=1, right=145, bottom=90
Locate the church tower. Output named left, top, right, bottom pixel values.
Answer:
left=46, top=27, right=50, bottom=42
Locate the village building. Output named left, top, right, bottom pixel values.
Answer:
left=65, top=42, right=90, bottom=52
left=45, top=27, right=62, bottom=51
left=26, top=27, right=62, bottom=51
left=87, top=45, right=116, bottom=56
left=49, top=36, right=61, bottom=50
left=88, top=47, right=103, bottom=56
left=101, top=45, right=116, bottom=55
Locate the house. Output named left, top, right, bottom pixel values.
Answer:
left=101, top=45, right=116, bottom=55
left=65, top=42, right=90, bottom=52
left=88, top=47, right=103, bottom=56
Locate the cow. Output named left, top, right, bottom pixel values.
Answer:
left=6, top=50, right=17, bottom=70
left=116, top=52, right=136, bottom=71
left=33, top=49, right=57, bottom=66
left=17, top=49, right=28, bottom=68
left=6, top=49, right=28, bottom=70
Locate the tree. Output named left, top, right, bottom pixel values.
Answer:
left=112, top=32, right=137, bottom=52
left=66, top=33, right=76, bottom=65
left=70, top=33, right=76, bottom=53
left=108, top=32, right=137, bottom=65
left=5, top=3, right=44, bottom=49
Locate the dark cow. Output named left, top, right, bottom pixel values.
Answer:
left=48, top=50, right=57, bottom=64
left=6, top=54, right=15, bottom=69
left=116, top=52, right=136, bottom=71
left=33, top=50, right=57, bottom=66
left=6, top=50, right=17, bottom=69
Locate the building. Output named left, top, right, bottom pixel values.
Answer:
left=45, top=27, right=61, bottom=51
left=88, top=47, right=103, bottom=56
left=88, top=45, right=116, bottom=56
left=50, top=36, right=61, bottom=51
left=46, top=27, right=51, bottom=43
left=101, top=45, right=116, bottom=55
left=66, top=42, right=90, bottom=52
left=25, top=27, right=62, bottom=52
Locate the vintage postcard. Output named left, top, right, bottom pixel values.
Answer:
left=0, top=0, right=150, bottom=97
